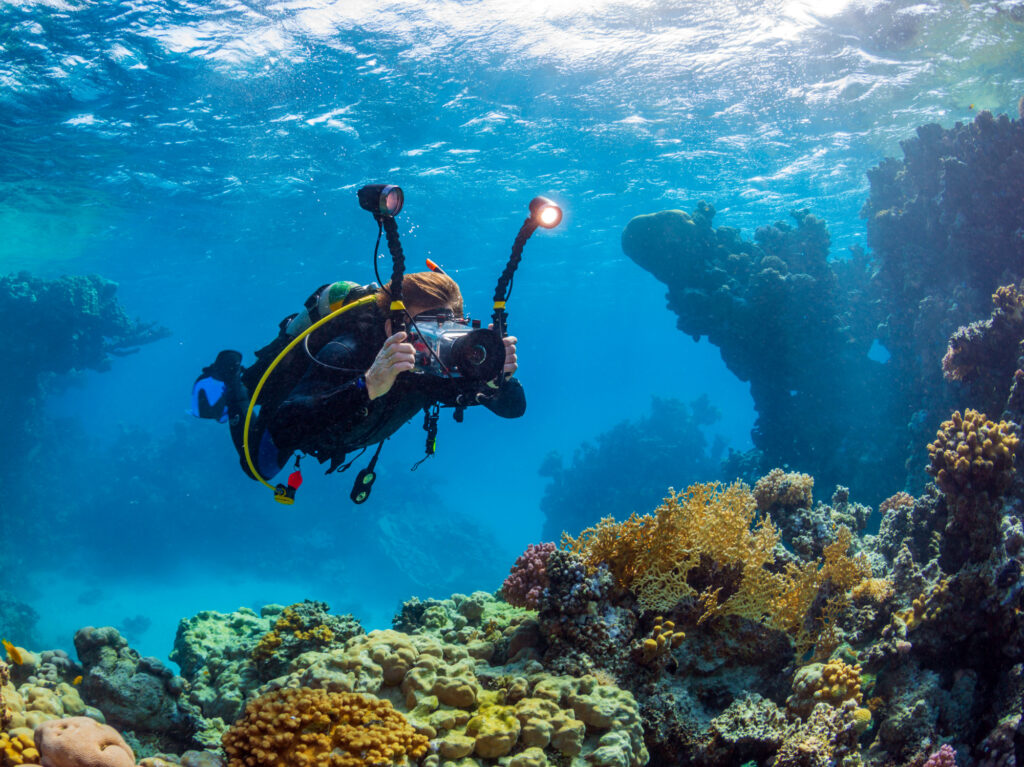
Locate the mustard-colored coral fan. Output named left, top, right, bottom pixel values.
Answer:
left=221, top=688, right=428, bottom=767
left=927, top=409, right=1018, bottom=503
left=564, top=482, right=870, bottom=643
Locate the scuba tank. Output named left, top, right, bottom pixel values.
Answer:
left=242, top=281, right=379, bottom=414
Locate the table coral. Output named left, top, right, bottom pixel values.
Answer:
left=222, top=688, right=428, bottom=767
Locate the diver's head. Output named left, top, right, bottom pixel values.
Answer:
left=378, top=270, right=464, bottom=320
left=209, top=349, right=242, bottom=378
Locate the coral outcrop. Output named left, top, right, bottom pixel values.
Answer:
left=74, top=626, right=194, bottom=753
left=34, top=716, right=136, bottom=767
left=260, top=629, right=649, bottom=766
left=861, top=109, right=1024, bottom=494
left=249, top=601, right=362, bottom=682
left=942, top=285, right=1024, bottom=417
left=926, top=409, right=1018, bottom=563
left=621, top=203, right=893, bottom=503
left=0, top=272, right=170, bottom=477
left=501, top=544, right=556, bottom=610
left=222, top=688, right=427, bottom=767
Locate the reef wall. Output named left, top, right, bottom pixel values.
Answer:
left=621, top=109, right=1024, bottom=503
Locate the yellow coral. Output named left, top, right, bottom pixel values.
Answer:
left=0, top=731, right=39, bottom=766
left=788, top=659, right=865, bottom=719
left=878, top=492, right=915, bottom=515
left=636, top=617, right=685, bottom=664
left=565, top=483, right=871, bottom=650
left=753, top=468, right=814, bottom=512
left=222, top=688, right=428, bottom=767
left=897, top=579, right=950, bottom=630
left=851, top=578, right=895, bottom=605
left=927, top=409, right=1018, bottom=501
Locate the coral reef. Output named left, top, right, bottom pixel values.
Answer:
left=258, top=629, right=649, bottom=766
left=861, top=109, right=1024, bottom=493
left=0, top=272, right=170, bottom=477
left=538, top=395, right=725, bottom=538
left=222, top=688, right=428, bottom=767
left=942, top=284, right=1024, bottom=417
left=74, top=626, right=194, bottom=753
left=501, top=544, right=556, bottom=610
left=169, top=607, right=275, bottom=747
left=926, top=409, right=1018, bottom=563
left=249, top=601, right=362, bottom=682
left=563, top=481, right=870, bottom=647
left=621, top=203, right=895, bottom=503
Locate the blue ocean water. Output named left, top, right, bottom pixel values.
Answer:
left=1, top=0, right=1022, bottom=663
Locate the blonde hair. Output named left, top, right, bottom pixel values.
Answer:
left=377, top=271, right=464, bottom=317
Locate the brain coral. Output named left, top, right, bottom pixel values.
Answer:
left=34, top=716, right=136, bottom=767
left=222, top=687, right=428, bottom=767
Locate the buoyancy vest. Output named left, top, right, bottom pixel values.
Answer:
left=241, top=281, right=381, bottom=417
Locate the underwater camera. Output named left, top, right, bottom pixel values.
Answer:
left=407, top=311, right=506, bottom=381
left=358, top=183, right=561, bottom=387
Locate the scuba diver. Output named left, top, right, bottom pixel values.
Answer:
left=192, top=184, right=561, bottom=504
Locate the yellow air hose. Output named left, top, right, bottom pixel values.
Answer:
left=242, top=293, right=378, bottom=490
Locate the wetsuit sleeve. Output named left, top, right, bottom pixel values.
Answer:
left=268, top=339, right=371, bottom=453
left=480, top=377, right=526, bottom=419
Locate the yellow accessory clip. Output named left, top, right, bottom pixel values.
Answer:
left=389, top=300, right=406, bottom=312
left=242, top=294, right=378, bottom=494
left=493, top=301, right=506, bottom=309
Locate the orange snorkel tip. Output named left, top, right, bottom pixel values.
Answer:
left=426, top=258, right=446, bottom=274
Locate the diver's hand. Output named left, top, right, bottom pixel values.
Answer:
left=365, top=332, right=416, bottom=400
left=502, top=335, right=518, bottom=376
left=488, top=324, right=518, bottom=377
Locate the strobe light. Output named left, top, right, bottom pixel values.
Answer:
left=529, top=196, right=562, bottom=229
left=358, top=184, right=404, bottom=217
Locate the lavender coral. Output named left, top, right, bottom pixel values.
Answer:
left=502, top=543, right=557, bottom=609
left=923, top=743, right=957, bottom=767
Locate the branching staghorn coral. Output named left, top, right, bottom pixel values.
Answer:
left=563, top=482, right=871, bottom=649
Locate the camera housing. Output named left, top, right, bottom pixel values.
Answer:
left=408, top=316, right=505, bottom=381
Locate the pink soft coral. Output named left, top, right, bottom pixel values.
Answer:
left=502, top=542, right=556, bottom=608
left=924, top=744, right=957, bottom=767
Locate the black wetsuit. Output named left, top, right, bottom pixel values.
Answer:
left=234, top=304, right=526, bottom=477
